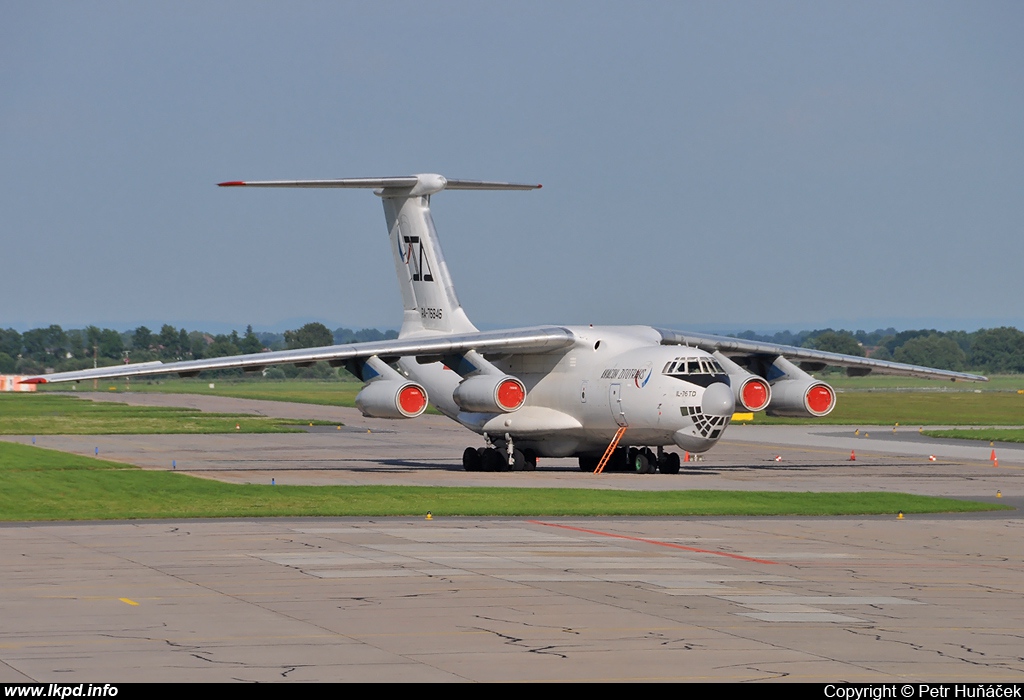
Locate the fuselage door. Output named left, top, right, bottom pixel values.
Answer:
left=609, top=383, right=627, bottom=427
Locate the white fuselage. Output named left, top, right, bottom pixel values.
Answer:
left=398, top=325, right=735, bottom=458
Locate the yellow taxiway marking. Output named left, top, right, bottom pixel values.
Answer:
left=119, top=598, right=139, bottom=606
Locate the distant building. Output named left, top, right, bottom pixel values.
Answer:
left=0, top=375, right=37, bottom=392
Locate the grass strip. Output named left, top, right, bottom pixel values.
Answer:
left=0, top=394, right=329, bottom=434
left=923, top=429, right=1024, bottom=444
left=43, top=379, right=366, bottom=407
left=759, top=391, right=1024, bottom=426
left=824, top=375, right=1024, bottom=392
left=0, top=443, right=1005, bottom=521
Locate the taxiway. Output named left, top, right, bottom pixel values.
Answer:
left=1, top=392, right=1021, bottom=682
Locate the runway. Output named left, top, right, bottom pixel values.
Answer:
left=1, top=392, right=1022, bottom=682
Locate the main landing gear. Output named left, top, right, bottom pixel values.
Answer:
left=462, top=437, right=685, bottom=475
left=578, top=446, right=682, bottom=474
left=462, top=434, right=537, bottom=472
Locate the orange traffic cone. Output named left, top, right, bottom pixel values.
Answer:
left=991, top=449, right=997, bottom=461
left=928, top=455, right=937, bottom=462
left=849, top=450, right=856, bottom=461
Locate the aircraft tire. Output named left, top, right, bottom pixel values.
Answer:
left=481, top=448, right=505, bottom=472
left=660, top=452, right=681, bottom=475
left=463, top=447, right=482, bottom=472
left=633, top=453, right=651, bottom=474
left=643, top=448, right=656, bottom=469
left=578, top=456, right=599, bottom=472
left=523, top=449, right=537, bottom=471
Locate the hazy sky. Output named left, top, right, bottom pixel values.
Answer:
left=3, top=2, right=1022, bottom=334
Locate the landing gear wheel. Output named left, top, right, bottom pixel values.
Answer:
left=659, top=452, right=681, bottom=475
left=481, top=448, right=505, bottom=472
left=523, top=448, right=537, bottom=471
left=462, top=447, right=481, bottom=472
left=633, top=452, right=651, bottom=474
left=579, top=456, right=599, bottom=472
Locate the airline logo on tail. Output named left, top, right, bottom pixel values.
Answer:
left=401, top=235, right=434, bottom=282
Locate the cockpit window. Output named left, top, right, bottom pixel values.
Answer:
left=663, top=357, right=726, bottom=376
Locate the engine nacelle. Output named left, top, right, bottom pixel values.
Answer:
left=452, top=374, right=526, bottom=414
left=711, top=350, right=771, bottom=412
left=766, top=379, right=836, bottom=418
left=355, top=380, right=428, bottom=419
left=733, top=374, right=771, bottom=412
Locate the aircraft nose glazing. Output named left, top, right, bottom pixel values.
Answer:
left=701, top=381, right=735, bottom=417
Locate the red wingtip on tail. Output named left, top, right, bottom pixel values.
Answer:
left=218, top=181, right=246, bottom=187
left=20, top=378, right=47, bottom=384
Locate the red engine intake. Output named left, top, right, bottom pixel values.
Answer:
left=766, top=379, right=835, bottom=418
left=355, top=380, right=429, bottom=419
left=453, top=374, right=526, bottom=414
left=736, top=376, right=771, bottom=412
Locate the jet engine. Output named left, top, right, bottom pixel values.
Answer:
left=355, top=380, right=428, bottom=419
left=712, top=351, right=771, bottom=412
left=452, top=374, right=526, bottom=414
left=766, top=379, right=835, bottom=418
left=734, top=375, right=772, bottom=412
left=753, top=354, right=837, bottom=418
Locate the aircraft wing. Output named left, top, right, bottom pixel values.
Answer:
left=654, top=328, right=988, bottom=382
left=22, top=326, right=576, bottom=385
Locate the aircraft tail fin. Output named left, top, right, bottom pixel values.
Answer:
left=220, top=174, right=541, bottom=338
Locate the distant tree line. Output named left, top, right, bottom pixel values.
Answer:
left=732, top=327, right=1024, bottom=374
left=0, top=322, right=397, bottom=379
left=2, top=322, right=1020, bottom=377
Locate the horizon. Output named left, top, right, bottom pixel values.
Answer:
left=4, top=317, right=1021, bottom=337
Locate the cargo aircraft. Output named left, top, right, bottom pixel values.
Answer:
left=26, top=174, right=987, bottom=473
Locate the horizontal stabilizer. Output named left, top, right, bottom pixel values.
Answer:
left=218, top=174, right=540, bottom=197
left=444, top=179, right=542, bottom=190
left=219, top=177, right=420, bottom=188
